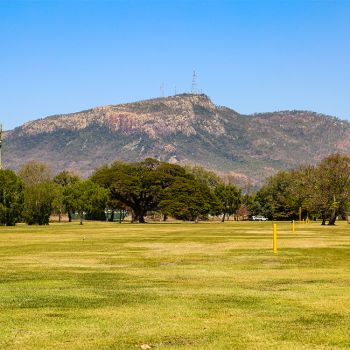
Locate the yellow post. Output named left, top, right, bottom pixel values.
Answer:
left=292, top=220, right=295, bottom=234
left=273, top=224, right=277, bottom=253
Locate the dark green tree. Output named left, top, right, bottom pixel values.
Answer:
left=251, top=155, right=350, bottom=225
left=254, top=171, right=298, bottom=220
left=54, top=171, right=81, bottom=222
left=0, top=169, right=24, bottom=226
left=54, top=170, right=80, bottom=187
left=92, top=159, right=190, bottom=223
left=51, top=184, right=66, bottom=223
left=313, top=154, right=350, bottom=225
left=214, top=183, right=241, bottom=222
left=64, top=180, right=109, bottom=225
left=19, top=161, right=56, bottom=225
left=160, top=177, right=214, bottom=222
left=23, top=182, right=56, bottom=225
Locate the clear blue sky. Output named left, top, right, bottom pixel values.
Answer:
left=1, top=0, right=349, bottom=130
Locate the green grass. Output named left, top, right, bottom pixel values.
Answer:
left=0, top=221, right=349, bottom=350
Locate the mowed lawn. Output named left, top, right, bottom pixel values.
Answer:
left=0, top=221, right=349, bottom=350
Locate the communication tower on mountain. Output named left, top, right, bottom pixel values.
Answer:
left=191, top=70, right=198, bottom=94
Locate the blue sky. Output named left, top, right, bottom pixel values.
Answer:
left=1, top=0, right=349, bottom=130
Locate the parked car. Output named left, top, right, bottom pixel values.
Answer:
left=251, top=215, right=268, bottom=221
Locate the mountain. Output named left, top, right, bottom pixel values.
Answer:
left=3, top=93, right=350, bottom=186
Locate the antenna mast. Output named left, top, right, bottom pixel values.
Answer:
left=191, top=70, right=198, bottom=94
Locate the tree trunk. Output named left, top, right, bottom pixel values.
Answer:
left=139, top=214, right=145, bottom=223
left=79, top=215, right=83, bottom=225
left=131, top=212, right=138, bottom=223
left=221, top=213, right=225, bottom=223
left=68, top=211, right=72, bottom=223
left=328, top=211, right=337, bottom=225
left=321, top=216, right=326, bottom=225
left=58, top=212, right=61, bottom=223
left=131, top=207, right=146, bottom=223
left=163, top=214, right=168, bottom=222
left=137, top=207, right=146, bottom=223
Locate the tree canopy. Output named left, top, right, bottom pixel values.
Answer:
left=91, top=158, right=217, bottom=223
left=253, top=154, right=350, bottom=224
left=214, top=183, right=241, bottom=222
left=1, top=154, right=349, bottom=226
left=0, top=169, right=24, bottom=226
left=18, top=160, right=53, bottom=187
left=64, top=180, right=109, bottom=224
left=22, top=182, right=56, bottom=225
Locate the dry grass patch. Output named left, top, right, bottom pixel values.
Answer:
left=0, top=221, right=349, bottom=349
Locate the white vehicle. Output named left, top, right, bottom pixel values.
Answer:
left=252, top=215, right=268, bottom=221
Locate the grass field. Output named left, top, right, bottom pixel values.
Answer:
left=0, top=221, right=349, bottom=350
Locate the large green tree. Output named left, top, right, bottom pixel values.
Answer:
left=313, top=154, right=350, bottom=225
left=160, top=177, right=215, bottom=222
left=51, top=184, right=66, bottom=223
left=253, top=171, right=299, bottom=220
left=0, top=169, right=24, bottom=226
left=251, top=154, right=350, bottom=225
left=54, top=171, right=81, bottom=222
left=214, top=183, right=241, bottom=222
left=92, top=159, right=191, bottom=223
left=64, top=180, right=109, bottom=225
left=54, top=170, right=80, bottom=187
left=19, top=161, right=56, bottom=225
left=23, top=182, right=56, bottom=225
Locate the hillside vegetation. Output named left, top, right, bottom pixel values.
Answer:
left=4, top=94, right=350, bottom=185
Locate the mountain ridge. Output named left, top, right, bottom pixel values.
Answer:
left=3, top=94, right=350, bottom=186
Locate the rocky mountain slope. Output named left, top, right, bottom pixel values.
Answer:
left=3, top=94, right=350, bottom=186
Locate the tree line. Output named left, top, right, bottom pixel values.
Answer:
left=250, top=154, right=350, bottom=225
left=1, top=154, right=349, bottom=226
left=0, top=159, right=242, bottom=225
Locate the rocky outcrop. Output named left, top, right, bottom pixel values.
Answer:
left=3, top=94, right=350, bottom=186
